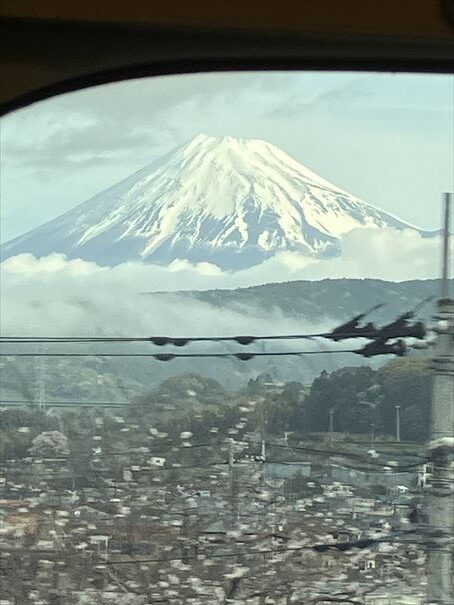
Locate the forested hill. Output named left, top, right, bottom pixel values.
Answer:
left=176, top=279, right=444, bottom=323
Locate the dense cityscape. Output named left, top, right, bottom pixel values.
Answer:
left=0, top=362, right=437, bottom=604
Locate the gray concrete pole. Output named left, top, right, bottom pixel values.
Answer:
left=441, top=192, right=451, bottom=300
left=228, top=438, right=234, bottom=508
left=395, top=405, right=401, bottom=442
left=329, top=409, right=334, bottom=446
left=370, top=423, right=375, bottom=450
left=426, top=193, right=454, bottom=605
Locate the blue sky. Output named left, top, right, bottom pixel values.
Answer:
left=1, top=71, right=453, bottom=242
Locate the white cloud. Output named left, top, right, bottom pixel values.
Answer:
left=295, top=228, right=442, bottom=281
left=0, top=227, right=441, bottom=339
left=1, top=253, right=103, bottom=277
left=0, top=260, right=324, bottom=341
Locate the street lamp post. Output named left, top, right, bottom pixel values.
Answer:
left=370, top=423, right=375, bottom=449
left=329, top=409, right=334, bottom=446
left=395, top=405, right=401, bottom=442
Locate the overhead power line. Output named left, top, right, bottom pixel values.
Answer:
left=0, top=349, right=356, bottom=358
left=0, top=399, right=129, bottom=407
left=0, top=340, right=409, bottom=360
left=0, top=298, right=432, bottom=346
left=4, top=452, right=425, bottom=476
left=248, top=440, right=427, bottom=466
left=0, top=332, right=366, bottom=344
left=0, top=325, right=426, bottom=346
left=104, top=529, right=423, bottom=566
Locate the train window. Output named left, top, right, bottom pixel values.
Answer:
left=0, top=71, right=453, bottom=604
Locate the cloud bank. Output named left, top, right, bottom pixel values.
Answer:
left=0, top=228, right=441, bottom=338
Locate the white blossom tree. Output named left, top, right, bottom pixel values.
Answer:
left=30, top=430, right=69, bottom=457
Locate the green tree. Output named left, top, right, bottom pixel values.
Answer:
left=303, top=366, right=376, bottom=436
left=376, top=358, right=431, bottom=442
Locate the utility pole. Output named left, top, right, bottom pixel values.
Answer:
left=329, top=409, right=334, bottom=446
left=35, top=352, right=46, bottom=410
left=395, top=405, right=401, bottom=442
left=228, top=439, right=237, bottom=524
left=370, top=423, right=375, bottom=450
left=426, top=192, right=454, bottom=605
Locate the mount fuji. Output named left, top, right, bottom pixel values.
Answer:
left=1, top=134, right=430, bottom=270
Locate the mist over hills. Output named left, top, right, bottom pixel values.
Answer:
left=1, top=278, right=440, bottom=405
left=181, top=277, right=440, bottom=323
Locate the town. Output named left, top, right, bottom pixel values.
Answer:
left=0, top=369, right=433, bottom=605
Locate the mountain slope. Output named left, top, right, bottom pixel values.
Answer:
left=1, top=134, right=427, bottom=269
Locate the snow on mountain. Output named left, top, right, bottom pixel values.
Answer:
left=1, top=134, right=429, bottom=269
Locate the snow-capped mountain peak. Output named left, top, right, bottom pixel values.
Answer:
left=1, top=134, right=425, bottom=269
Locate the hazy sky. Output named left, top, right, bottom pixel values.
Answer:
left=0, top=71, right=453, bottom=242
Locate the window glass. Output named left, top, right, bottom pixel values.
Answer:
left=0, top=71, right=453, bottom=604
